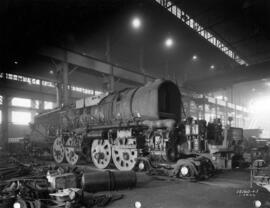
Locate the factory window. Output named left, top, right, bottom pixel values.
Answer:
left=95, top=91, right=103, bottom=95
left=31, top=78, right=40, bottom=85
left=11, top=111, right=31, bottom=125
left=84, top=89, right=94, bottom=95
left=44, top=101, right=53, bottom=110
left=71, top=85, right=94, bottom=95
left=0, top=95, right=2, bottom=105
left=11, top=97, right=31, bottom=108
left=4, top=73, right=40, bottom=86
left=42, top=80, right=55, bottom=88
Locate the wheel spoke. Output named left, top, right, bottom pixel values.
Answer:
left=112, top=138, right=138, bottom=171
left=53, top=137, right=65, bottom=163
left=65, top=137, right=80, bottom=166
left=91, top=139, right=111, bottom=169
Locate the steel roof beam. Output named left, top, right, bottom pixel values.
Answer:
left=38, top=46, right=155, bottom=85
left=153, top=0, right=248, bottom=66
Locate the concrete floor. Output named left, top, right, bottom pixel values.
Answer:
left=104, top=170, right=270, bottom=208
left=47, top=161, right=270, bottom=208
left=3, top=157, right=270, bottom=208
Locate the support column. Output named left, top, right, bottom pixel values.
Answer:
left=38, top=83, right=45, bottom=112
left=31, top=100, right=36, bottom=122
left=234, top=104, right=237, bottom=127
left=1, top=94, right=9, bottom=149
left=225, top=101, right=228, bottom=126
left=139, top=46, right=146, bottom=84
left=110, top=67, right=114, bottom=92
left=186, top=99, right=191, bottom=117
left=106, top=35, right=115, bottom=92
left=62, top=52, right=69, bottom=106
left=231, top=85, right=234, bottom=103
left=202, top=95, right=206, bottom=120
left=215, top=98, right=218, bottom=119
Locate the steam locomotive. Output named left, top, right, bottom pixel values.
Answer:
left=30, top=79, right=243, bottom=175
left=30, top=79, right=184, bottom=170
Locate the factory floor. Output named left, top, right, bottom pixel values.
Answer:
left=2, top=155, right=270, bottom=208
left=44, top=161, right=270, bottom=208
left=105, top=169, right=270, bottom=208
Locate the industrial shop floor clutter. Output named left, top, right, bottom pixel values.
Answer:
left=0, top=155, right=132, bottom=208
left=1, top=155, right=270, bottom=208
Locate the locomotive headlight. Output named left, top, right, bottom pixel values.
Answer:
left=138, top=162, right=145, bottom=170
left=13, top=202, right=21, bottom=208
left=180, top=166, right=189, bottom=176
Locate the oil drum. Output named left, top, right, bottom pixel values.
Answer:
left=81, top=170, right=137, bottom=193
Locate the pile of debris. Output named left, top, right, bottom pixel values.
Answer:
left=135, top=156, right=216, bottom=181
left=0, top=157, right=136, bottom=208
left=251, top=159, right=270, bottom=192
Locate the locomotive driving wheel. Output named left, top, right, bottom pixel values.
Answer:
left=65, top=137, right=80, bottom=166
left=91, top=139, right=112, bottom=169
left=112, top=139, right=138, bottom=171
left=52, top=137, right=65, bottom=163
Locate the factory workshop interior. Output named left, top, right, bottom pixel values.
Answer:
left=1, top=0, right=270, bottom=207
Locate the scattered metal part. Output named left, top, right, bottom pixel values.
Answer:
left=250, top=159, right=270, bottom=191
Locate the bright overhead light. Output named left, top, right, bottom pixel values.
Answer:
left=131, top=17, right=141, bottom=29
left=210, top=65, right=215, bottom=69
left=165, top=37, right=173, bottom=48
left=14, top=61, right=18, bottom=65
left=49, top=70, right=54, bottom=75
left=192, top=55, right=198, bottom=60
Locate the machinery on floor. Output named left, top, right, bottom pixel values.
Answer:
left=28, top=79, right=244, bottom=178
left=183, top=117, right=244, bottom=170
